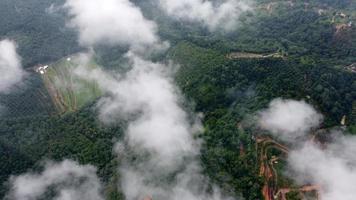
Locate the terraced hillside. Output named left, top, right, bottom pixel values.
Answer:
left=0, top=54, right=102, bottom=118
left=38, top=54, right=102, bottom=114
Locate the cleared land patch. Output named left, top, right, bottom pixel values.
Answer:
left=39, top=54, right=102, bottom=114
left=227, top=52, right=285, bottom=59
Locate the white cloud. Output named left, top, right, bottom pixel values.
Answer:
left=64, top=0, right=161, bottom=50
left=7, top=160, right=103, bottom=200
left=157, top=0, right=252, bottom=31
left=0, top=39, right=25, bottom=93
left=62, top=0, right=241, bottom=198
left=258, top=98, right=323, bottom=142
left=258, top=99, right=356, bottom=200
left=119, top=160, right=234, bottom=200
left=75, top=53, right=200, bottom=166
left=288, top=136, right=356, bottom=200
left=73, top=52, right=235, bottom=200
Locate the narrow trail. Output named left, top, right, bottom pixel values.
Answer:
left=256, top=136, right=320, bottom=200
left=257, top=136, right=288, bottom=200
left=227, top=52, right=285, bottom=60
left=43, top=75, right=66, bottom=113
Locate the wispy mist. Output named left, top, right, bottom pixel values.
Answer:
left=0, top=39, right=25, bottom=94
left=157, top=0, right=252, bottom=31
left=64, top=0, right=164, bottom=52
left=288, top=137, right=356, bottom=200
left=7, top=160, right=103, bottom=200
left=63, top=0, right=236, bottom=199
left=6, top=0, right=251, bottom=198
left=258, top=98, right=323, bottom=142
left=74, top=52, right=234, bottom=200
left=258, top=98, right=356, bottom=200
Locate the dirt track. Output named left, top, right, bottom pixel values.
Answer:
left=257, top=136, right=320, bottom=200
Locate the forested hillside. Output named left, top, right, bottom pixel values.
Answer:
left=0, top=0, right=355, bottom=200
left=0, top=0, right=79, bottom=67
left=0, top=105, right=123, bottom=198
left=168, top=41, right=355, bottom=199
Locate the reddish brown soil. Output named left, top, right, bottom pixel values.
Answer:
left=257, top=136, right=320, bottom=200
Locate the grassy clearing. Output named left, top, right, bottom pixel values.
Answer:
left=42, top=54, right=102, bottom=114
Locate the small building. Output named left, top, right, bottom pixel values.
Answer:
left=35, top=65, right=50, bottom=75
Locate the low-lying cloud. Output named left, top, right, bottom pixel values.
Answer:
left=6, top=160, right=103, bottom=200
left=258, top=98, right=323, bottom=142
left=74, top=52, right=234, bottom=200
left=64, top=0, right=161, bottom=50
left=157, top=0, right=252, bottom=31
left=0, top=39, right=25, bottom=94
left=75, top=53, right=198, bottom=164
left=258, top=98, right=356, bottom=200
left=61, top=0, right=239, bottom=199
left=288, top=135, right=356, bottom=200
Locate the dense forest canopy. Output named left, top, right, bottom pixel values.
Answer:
left=0, top=1, right=355, bottom=200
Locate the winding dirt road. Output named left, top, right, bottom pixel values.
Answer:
left=256, top=136, right=320, bottom=200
